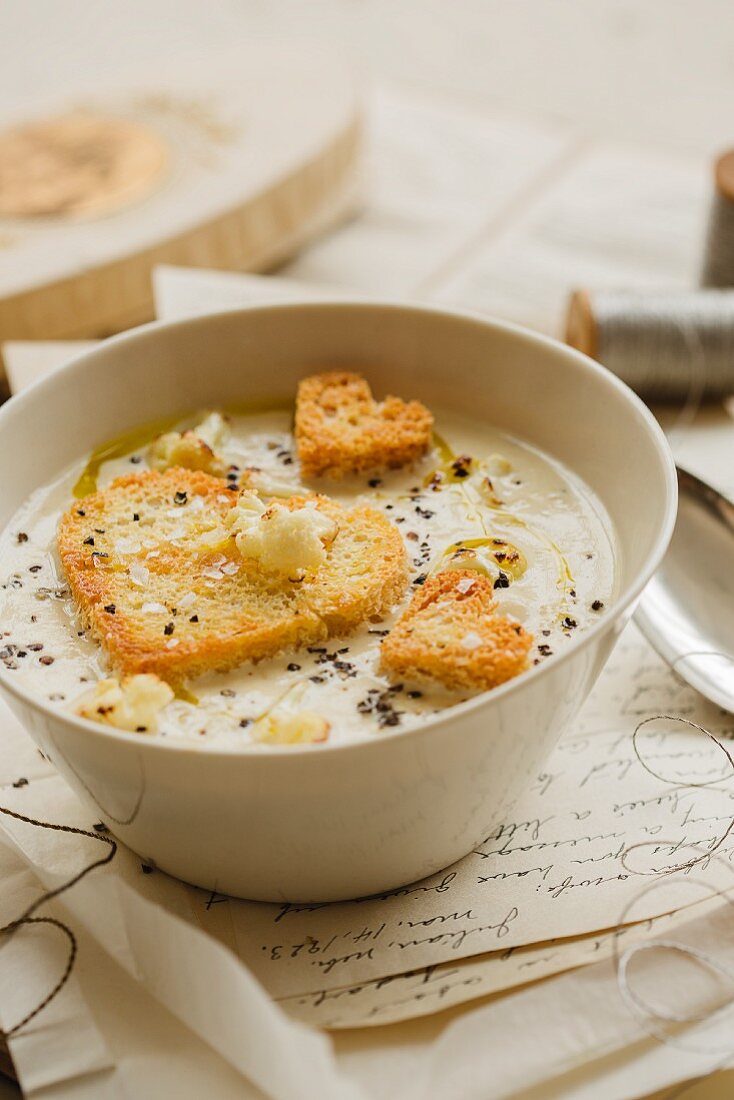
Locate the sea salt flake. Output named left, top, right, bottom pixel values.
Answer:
left=165, top=638, right=180, bottom=648
left=456, top=576, right=476, bottom=594
left=141, top=602, right=167, bottom=614
left=460, top=631, right=483, bottom=651
left=221, top=561, right=239, bottom=576
left=178, top=592, right=196, bottom=609
left=129, top=564, right=150, bottom=588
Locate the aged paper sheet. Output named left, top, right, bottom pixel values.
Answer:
left=2, top=622, right=732, bottom=1014
left=276, top=900, right=726, bottom=1028
left=228, top=720, right=734, bottom=996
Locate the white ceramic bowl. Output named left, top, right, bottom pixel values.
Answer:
left=0, top=303, right=677, bottom=902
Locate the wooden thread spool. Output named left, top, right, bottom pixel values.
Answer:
left=566, top=287, right=734, bottom=400
left=701, top=148, right=734, bottom=287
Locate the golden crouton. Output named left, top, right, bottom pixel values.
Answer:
left=295, top=371, right=434, bottom=478
left=303, top=499, right=410, bottom=634
left=58, top=469, right=408, bottom=682
left=380, top=570, right=533, bottom=691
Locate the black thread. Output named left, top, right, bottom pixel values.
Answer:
left=0, top=804, right=116, bottom=1039
left=621, top=715, right=734, bottom=877
left=614, top=715, right=734, bottom=1063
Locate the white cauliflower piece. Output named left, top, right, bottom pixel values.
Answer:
left=225, top=489, right=266, bottom=526
left=149, top=412, right=229, bottom=476
left=75, top=674, right=174, bottom=733
left=253, top=709, right=330, bottom=745
left=226, top=491, right=338, bottom=578
left=193, top=411, right=229, bottom=451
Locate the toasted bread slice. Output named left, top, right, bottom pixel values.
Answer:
left=301, top=499, right=410, bottom=634
left=295, top=371, right=434, bottom=478
left=58, top=469, right=408, bottom=682
left=380, top=570, right=533, bottom=691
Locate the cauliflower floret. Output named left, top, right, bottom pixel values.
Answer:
left=193, top=411, right=229, bottom=451
left=225, top=489, right=267, bottom=526
left=253, top=709, right=330, bottom=745
left=75, top=674, right=174, bottom=733
left=190, top=490, right=265, bottom=554
left=149, top=412, right=229, bottom=476
left=226, top=491, right=338, bottom=578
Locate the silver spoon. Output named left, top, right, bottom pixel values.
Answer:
left=635, top=467, right=734, bottom=713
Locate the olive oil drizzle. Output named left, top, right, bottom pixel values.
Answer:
left=429, top=431, right=458, bottom=477
left=72, top=400, right=292, bottom=499
left=442, top=537, right=528, bottom=581
left=174, top=685, right=199, bottom=706
left=72, top=415, right=180, bottom=498
left=427, top=432, right=576, bottom=602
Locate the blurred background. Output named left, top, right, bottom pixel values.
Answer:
left=4, top=0, right=733, bottom=151
left=0, top=0, right=733, bottom=380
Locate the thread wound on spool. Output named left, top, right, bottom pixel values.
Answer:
left=566, top=290, right=598, bottom=359
left=701, top=148, right=734, bottom=288
left=565, top=288, right=734, bottom=400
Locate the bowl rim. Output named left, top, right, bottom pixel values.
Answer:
left=0, top=298, right=678, bottom=758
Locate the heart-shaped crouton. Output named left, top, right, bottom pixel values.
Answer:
left=380, top=570, right=533, bottom=691
left=58, top=468, right=408, bottom=682
left=295, top=371, right=434, bottom=478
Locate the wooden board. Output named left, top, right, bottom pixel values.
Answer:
left=0, top=42, right=361, bottom=346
